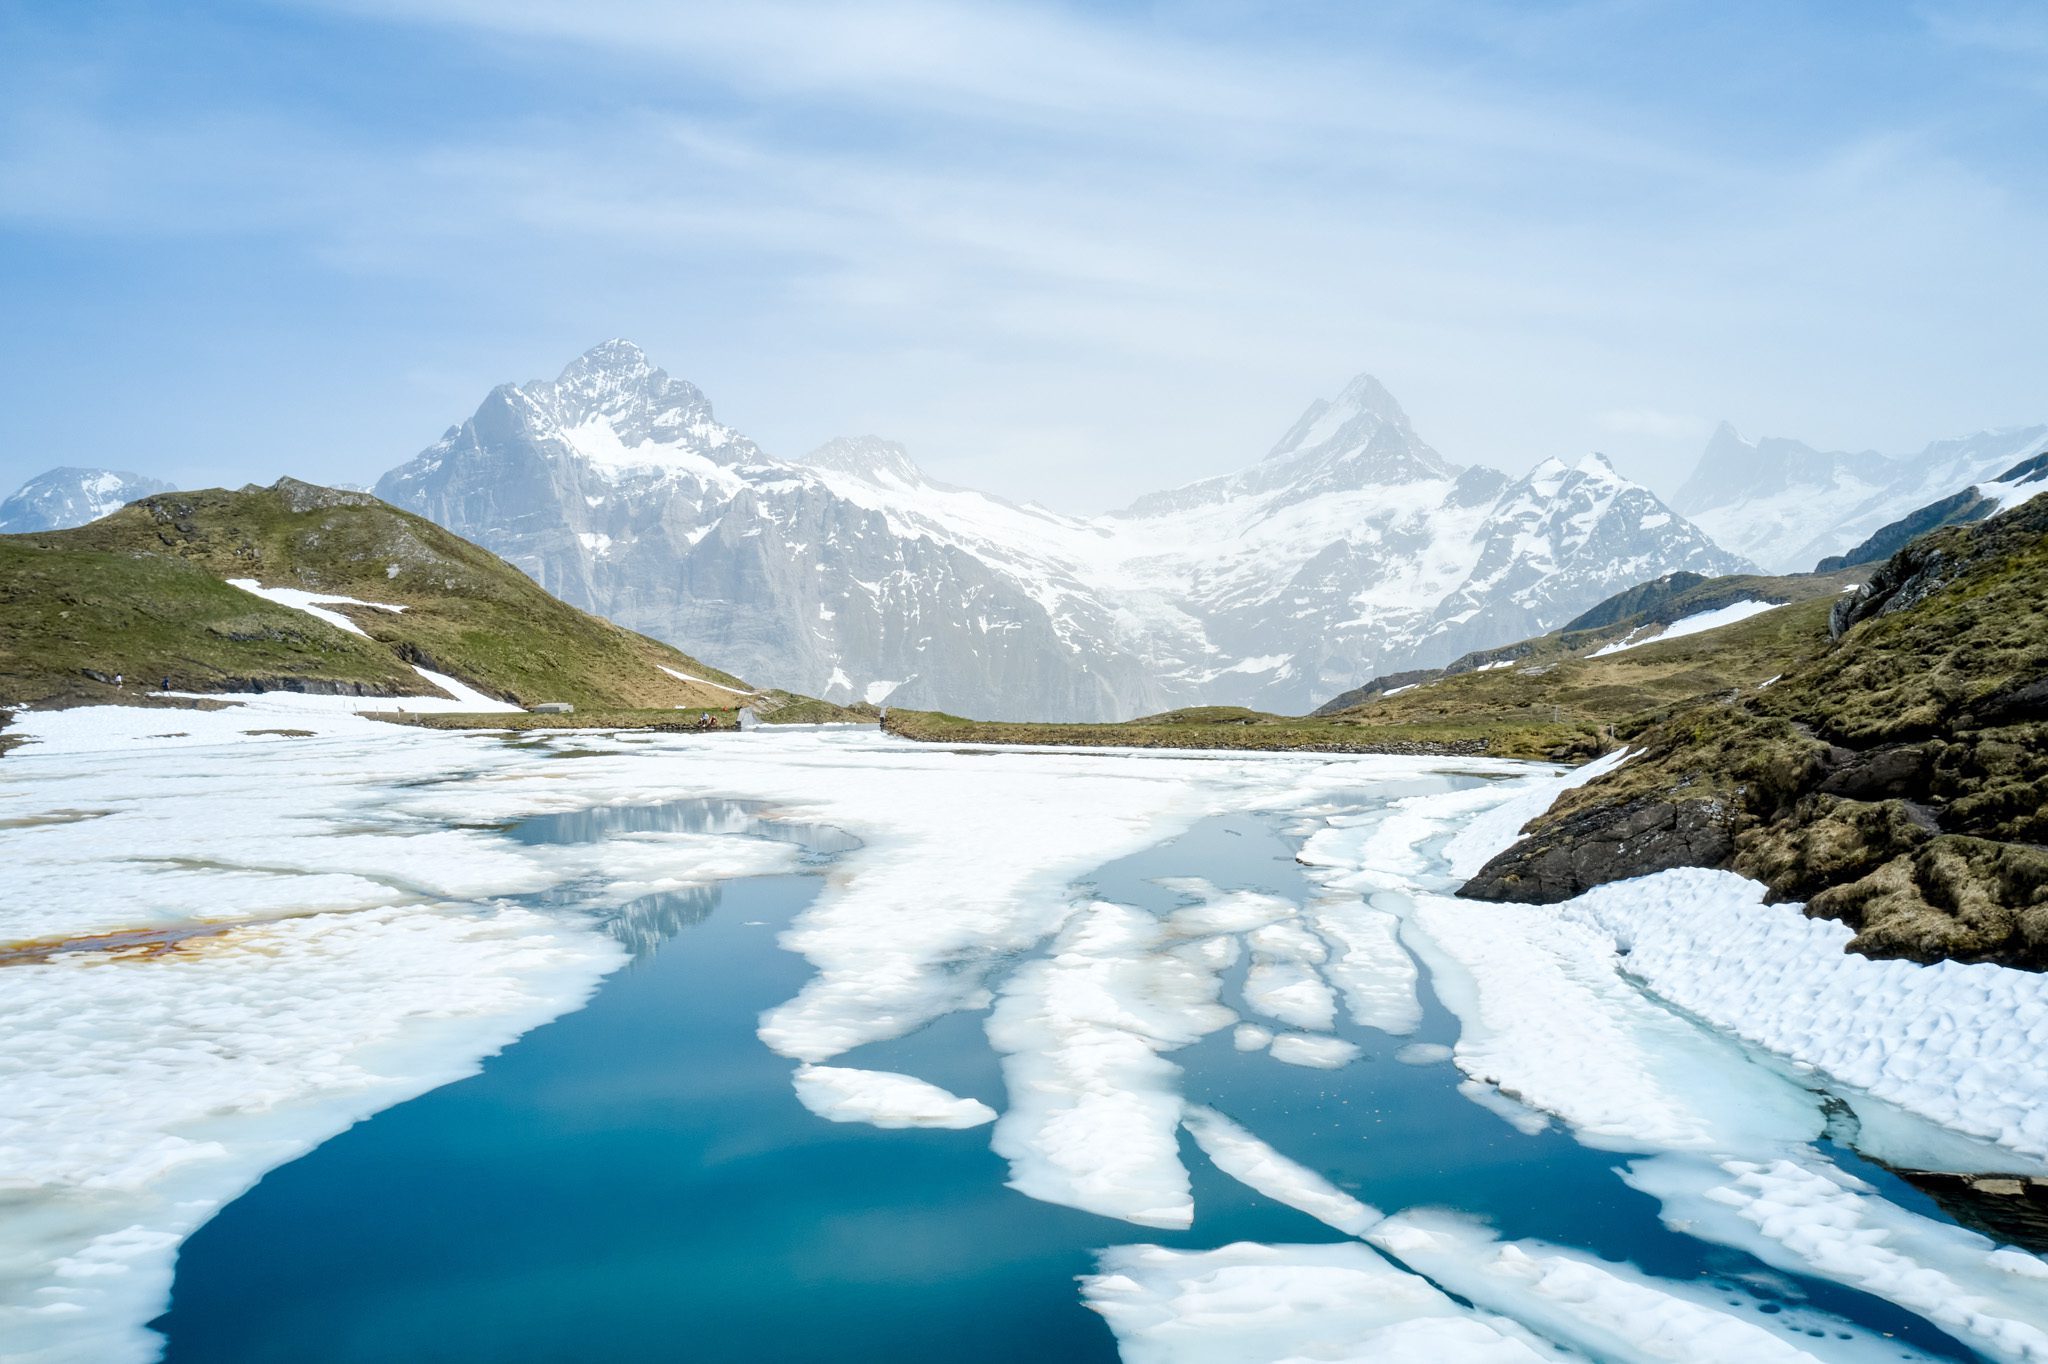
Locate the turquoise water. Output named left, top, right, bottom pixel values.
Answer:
left=154, top=792, right=1981, bottom=1362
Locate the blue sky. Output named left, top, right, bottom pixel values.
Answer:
left=2, top=0, right=2044, bottom=509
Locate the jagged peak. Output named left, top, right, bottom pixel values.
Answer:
left=805, top=435, right=927, bottom=486
left=559, top=338, right=654, bottom=382
left=1333, top=372, right=1409, bottom=426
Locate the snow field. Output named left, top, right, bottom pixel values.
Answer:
left=1588, top=599, right=1783, bottom=656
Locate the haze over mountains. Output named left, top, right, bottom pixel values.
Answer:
left=12, top=343, right=2042, bottom=722
left=371, top=343, right=1744, bottom=719
left=1672, top=421, right=2048, bottom=574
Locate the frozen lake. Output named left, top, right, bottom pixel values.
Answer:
left=4, top=706, right=2047, bottom=1363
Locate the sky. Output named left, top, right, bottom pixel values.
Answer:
left=2, top=0, right=2045, bottom=510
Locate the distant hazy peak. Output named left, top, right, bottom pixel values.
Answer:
left=1334, top=371, right=1408, bottom=423
left=1268, top=371, right=1415, bottom=457
left=1672, top=422, right=1877, bottom=515
left=804, top=435, right=928, bottom=487
left=0, top=466, right=173, bottom=533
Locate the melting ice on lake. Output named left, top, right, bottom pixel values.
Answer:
left=2, top=695, right=2047, bottom=1362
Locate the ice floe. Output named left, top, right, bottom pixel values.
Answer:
left=1180, top=1106, right=1381, bottom=1236
left=1628, top=1154, right=2048, bottom=1362
left=790, top=1065, right=995, bottom=1129
left=1083, top=1242, right=1554, bottom=1364
left=986, top=900, right=1237, bottom=1227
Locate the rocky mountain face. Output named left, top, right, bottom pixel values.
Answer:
left=0, top=468, right=171, bottom=533
left=1673, top=421, right=2048, bottom=573
left=376, top=341, right=1746, bottom=720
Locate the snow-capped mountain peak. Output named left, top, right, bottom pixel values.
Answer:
left=0, top=467, right=173, bottom=533
left=1262, top=371, right=1455, bottom=487
left=376, top=347, right=1751, bottom=720
left=804, top=436, right=928, bottom=488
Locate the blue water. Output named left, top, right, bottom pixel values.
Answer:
left=154, top=791, right=1982, bottom=1362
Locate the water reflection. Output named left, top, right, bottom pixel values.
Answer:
left=507, top=797, right=861, bottom=957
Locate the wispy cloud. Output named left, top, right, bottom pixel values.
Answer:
left=1, top=2, right=2044, bottom=506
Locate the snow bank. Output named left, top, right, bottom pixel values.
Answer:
left=223, top=578, right=406, bottom=637
left=411, top=665, right=518, bottom=711
left=1409, top=892, right=1822, bottom=1152
left=1562, top=868, right=2048, bottom=1162
left=1589, top=600, right=1783, bottom=656
left=790, top=1066, right=994, bottom=1129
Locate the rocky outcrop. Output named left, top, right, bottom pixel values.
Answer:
left=1460, top=796, right=1735, bottom=904
left=1459, top=496, right=2048, bottom=969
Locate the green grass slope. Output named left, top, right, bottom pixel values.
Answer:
left=1462, top=496, right=2048, bottom=969
left=0, top=478, right=755, bottom=713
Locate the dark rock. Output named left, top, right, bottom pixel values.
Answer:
left=1815, top=743, right=1933, bottom=801
left=1457, top=795, right=1734, bottom=904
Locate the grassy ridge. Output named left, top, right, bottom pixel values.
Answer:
left=1, top=479, right=753, bottom=712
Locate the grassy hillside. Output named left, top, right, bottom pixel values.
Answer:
left=0, top=478, right=756, bottom=713
left=1463, top=497, right=2048, bottom=969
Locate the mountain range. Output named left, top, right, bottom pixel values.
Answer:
left=369, top=343, right=1743, bottom=720
left=1672, top=421, right=2048, bottom=573
left=11, top=344, right=2039, bottom=721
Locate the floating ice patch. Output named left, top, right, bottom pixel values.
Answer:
left=1268, top=1033, right=1361, bottom=1069
left=986, top=901, right=1237, bottom=1228
left=791, top=1065, right=995, bottom=1129
left=1626, top=1154, right=2048, bottom=1363
left=1369, top=1209, right=1916, bottom=1364
left=0, top=905, right=623, bottom=1363
left=1242, top=920, right=1338, bottom=1032
left=1182, top=1106, right=1381, bottom=1235
left=1232, top=1024, right=1273, bottom=1052
left=1083, top=1242, right=1554, bottom=1364
left=1310, top=898, right=1422, bottom=1034
left=1397, top=1042, right=1453, bottom=1066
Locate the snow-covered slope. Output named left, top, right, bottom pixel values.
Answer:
left=377, top=343, right=1745, bottom=720
left=1674, top=421, right=2048, bottom=573
left=0, top=467, right=171, bottom=533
